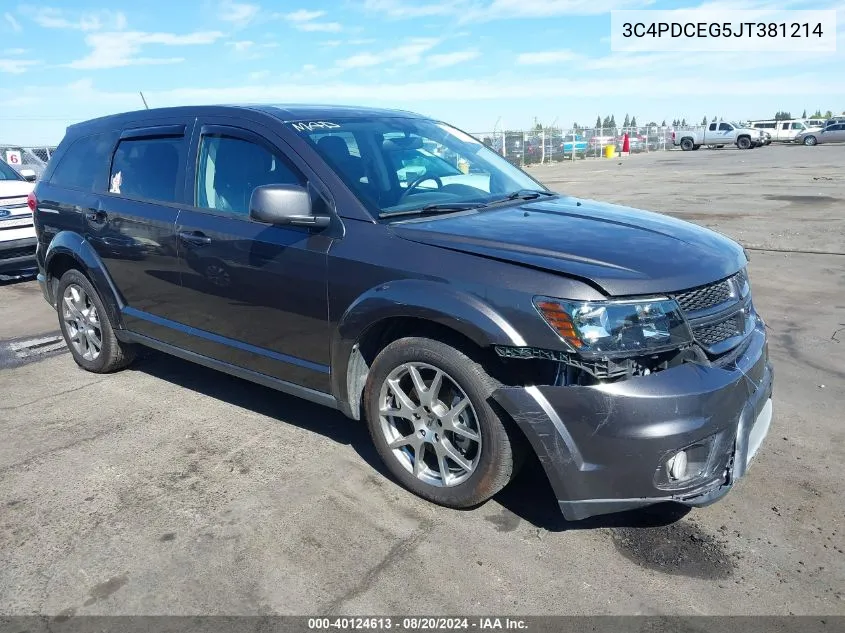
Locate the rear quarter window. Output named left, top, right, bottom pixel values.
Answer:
left=50, top=131, right=119, bottom=191
left=109, top=136, right=185, bottom=204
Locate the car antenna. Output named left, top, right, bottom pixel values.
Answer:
left=139, top=91, right=149, bottom=110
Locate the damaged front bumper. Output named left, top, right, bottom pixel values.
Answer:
left=492, top=319, right=773, bottom=521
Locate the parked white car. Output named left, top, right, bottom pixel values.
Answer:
left=0, top=158, right=36, bottom=276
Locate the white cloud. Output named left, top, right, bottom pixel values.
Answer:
left=25, top=7, right=127, bottom=31
left=480, top=0, right=652, bottom=18
left=429, top=50, right=480, bottom=67
left=337, top=37, right=440, bottom=69
left=129, top=74, right=845, bottom=107
left=218, top=1, right=260, bottom=27
left=281, top=8, right=343, bottom=32
left=362, top=0, right=459, bottom=17
left=517, top=50, right=580, bottom=64
left=321, top=38, right=376, bottom=47
left=4, top=12, right=22, bottom=32
left=337, top=52, right=383, bottom=69
left=227, top=40, right=255, bottom=53
left=284, top=9, right=327, bottom=22
left=364, top=0, right=652, bottom=20
left=0, top=59, right=38, bottom=74
left=68, top=30, right=224, bottom=69
left=296, top=21, right=343, bottom=32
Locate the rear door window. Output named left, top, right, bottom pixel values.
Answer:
left=51, top=131, right=118, bottom=191
left=109, top=135, right=186, bottom=203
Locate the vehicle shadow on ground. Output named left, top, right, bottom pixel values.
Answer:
left=132, top=349, right=690, bottom=533
left=0, top=270, right=37, bottom=286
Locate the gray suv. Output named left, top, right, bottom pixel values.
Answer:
left=32, top=105, right=773, bottom=520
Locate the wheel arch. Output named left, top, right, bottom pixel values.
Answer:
left=331, top=280, right=527, bottom=420
left=43, top=231, right=125, bottom=329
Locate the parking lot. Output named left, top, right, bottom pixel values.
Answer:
left=1, top=143, right=843, bottom=616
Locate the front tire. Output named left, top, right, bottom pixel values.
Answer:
left=737, top=136, right=752, bottom=150
left=56, top=269, right=136, bottom=373
left=364, top=337, right=518, bottom=509
left=804, top=135, right=817, bottom=146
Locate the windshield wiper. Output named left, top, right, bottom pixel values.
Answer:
left=378, top=190, right=555, bottom=219
left=498, top=189, right=556, bottom=202
left=378, top=202, right=484, bottom=219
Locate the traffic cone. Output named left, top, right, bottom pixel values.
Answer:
left=621, top=133, right=630, bottom=156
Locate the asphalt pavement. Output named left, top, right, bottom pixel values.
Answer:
left=1, top=144, right=843, bottom=616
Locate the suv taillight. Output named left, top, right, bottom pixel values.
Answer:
left=27, top=191, right=37, bottom=213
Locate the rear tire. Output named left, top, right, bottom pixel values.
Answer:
left=364, top=337, right=519, bottom=509
left=56, top=269, right=136, bottom=373
left=680, top=138, right=694, bottom=151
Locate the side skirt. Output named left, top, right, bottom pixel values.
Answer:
left=118, top=330, right=338, bottom=410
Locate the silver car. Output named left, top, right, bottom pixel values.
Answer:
left=798, top=121, right=845, bottom=146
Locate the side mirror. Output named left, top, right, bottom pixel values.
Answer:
left=249, top=184, right=330, bottom=228
left=20, top=168, right=37, bottom=182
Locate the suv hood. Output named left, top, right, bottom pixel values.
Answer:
left=390, top=196, right=746, bottom=296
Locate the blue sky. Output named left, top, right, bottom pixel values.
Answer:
left=1, top=0, right=843, bottom=145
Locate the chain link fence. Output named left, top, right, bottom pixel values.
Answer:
left=470, top=126, right=676, bottom=166
left=0, top=145, right=57, bottom=179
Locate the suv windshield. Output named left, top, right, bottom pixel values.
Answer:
left=0, top=159, right=23, bottom=181
left=291, top=117, right=548, bottom=218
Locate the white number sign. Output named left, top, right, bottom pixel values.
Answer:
left=5, top=150, right=22, bottom=165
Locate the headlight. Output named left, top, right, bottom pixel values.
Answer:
left=534, top=297, right=693, bottom=357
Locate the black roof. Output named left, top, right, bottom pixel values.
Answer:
left=67, top=103, right=426, bottom=134
left=252, top=104, right=424, bottom=120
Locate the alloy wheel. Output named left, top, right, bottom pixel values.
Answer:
left=378, top=362, right=482, bottom=487
left=62, top=283, right=102, bottom=361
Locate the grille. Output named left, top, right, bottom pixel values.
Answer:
left=676, top=277, right=733, bottom=313
left=0, top=246, right=36, bottom=261
left=692, top=314, right=744, bottom=346
left=0, top=197, right=29, bottom=208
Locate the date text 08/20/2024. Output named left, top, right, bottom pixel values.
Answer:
left=308, top=617, right=528, bottom=630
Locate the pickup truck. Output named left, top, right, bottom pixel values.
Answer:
left=673, top=121, right=759, bottom=151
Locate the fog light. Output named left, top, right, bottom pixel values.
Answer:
left=667, top=450, right=688, bottom=481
